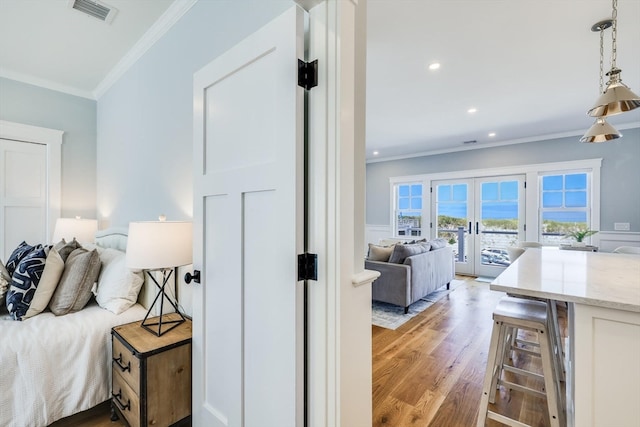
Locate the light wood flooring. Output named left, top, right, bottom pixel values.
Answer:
left=373, top=276, right=566, bottom=427
left=52, top=276, right=563, bottom=427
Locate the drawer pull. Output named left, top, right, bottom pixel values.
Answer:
left=113, top=353, right=131, bottom=372
left=112, top=389, right=131, bottom=412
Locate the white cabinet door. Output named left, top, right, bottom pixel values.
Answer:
left=0, top=139, right=47, bottom=261
left=192, top=6, right=304, bottom=427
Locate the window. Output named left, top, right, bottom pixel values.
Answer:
left=539, top=172, right=591, bottom=245
left=394, top=183, right=423, bottom=236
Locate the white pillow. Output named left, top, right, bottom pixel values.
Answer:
left=95, top=248, right=144, bottom=314
left=23, top=248, right=65, bottom=319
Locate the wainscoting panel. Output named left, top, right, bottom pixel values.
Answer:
left=365, top=224, right=392, bottom=256
left=598, top=231, right=640, bottom=252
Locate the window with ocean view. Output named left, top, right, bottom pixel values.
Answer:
left=540, top=172, right=591, bottom=245
left=394, top=183, right=423, bottom=236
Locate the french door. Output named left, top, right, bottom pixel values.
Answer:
left=433, top=175, right=525, bottom=277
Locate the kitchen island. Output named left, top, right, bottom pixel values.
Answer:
left=491, top=248, right=640, bottom=427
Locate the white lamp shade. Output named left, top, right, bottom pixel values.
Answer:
left=126, top=221, right=193, bottom=270
left=52, top=218, right=98, bottom=243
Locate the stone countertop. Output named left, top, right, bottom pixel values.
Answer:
left=491, top=248, right=640, bottom=312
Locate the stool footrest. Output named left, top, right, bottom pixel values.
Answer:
left=487, top=410, right=533, bottom=427
left=498, top=379, right=546, bottom=399
left=502, top=364, right=544, bottom=381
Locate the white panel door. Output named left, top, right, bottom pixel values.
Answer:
left=192, top=6, right=304, bottom=427
left=0, top=139, right=47, bottom=261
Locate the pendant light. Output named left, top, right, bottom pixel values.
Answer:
left=587, top=0, right=640, bottom=117
left=581, top=19, right=621, bottom=143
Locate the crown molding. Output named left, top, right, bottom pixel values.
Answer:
left=93, top=0, right=198, bottom=99
left=0, top=68, right=94, bottom=100
left=366, top=122, right=640, bottom=164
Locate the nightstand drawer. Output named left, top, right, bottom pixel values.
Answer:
left=112, top=370, right=141, bottom=427
left=112, top=335, right=140, bottom=392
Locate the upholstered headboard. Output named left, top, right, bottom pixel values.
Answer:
left=95, top=227, right=129, bottom=252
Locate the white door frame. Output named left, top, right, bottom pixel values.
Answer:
left=0, top=120, right=63, bottom=245
left=303, top=1, right=375, bottom=426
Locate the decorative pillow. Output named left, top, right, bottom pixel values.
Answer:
left=23, top=248, right=65, bottom=319
left=429, top=238, right=448, bottom=250
left=95, top=248, right=144, bottom=315
left=6, top=245, right=49, bottom=320
left=0, top=259, right=10, bottom=281
left=5, top=241, right=35, bottom=277
left=54, top=238, right=82, bottom=262
left=388, top=243, right=428, bottom=264
left=418, top=241, right=432, bottom=251
left=0, top=259, right=10, bottom=311
left=49, top=248, right=101, bottom=316
left=367, top=243, right=395, bottom=262
left=0, top=275, right=8, bottom=308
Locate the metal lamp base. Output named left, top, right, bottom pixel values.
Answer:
left=141, top=268, right=186, bottom=336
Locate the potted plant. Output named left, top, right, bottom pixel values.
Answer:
left=564, top=229, right=598, bottom=247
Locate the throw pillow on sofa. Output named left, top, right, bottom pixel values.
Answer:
left=388, top=243, right=428, bottom=264
left=429, top=238, right=448, bottom=250
left=367, top=243, right=396, bottom=262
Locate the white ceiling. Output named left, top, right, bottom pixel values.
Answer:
left=1, top=0, right=639, bottom=160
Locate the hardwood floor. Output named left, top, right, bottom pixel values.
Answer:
left=54, top=276, right=562, bottom=427
left=373, top=276, right=565, bottom=427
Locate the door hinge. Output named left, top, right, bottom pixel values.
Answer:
left=298, top=59, right=318, bottom=90
left=524, top=181, right=527, bottom=189
left=298, top=253, right=318, bottom=281
left=524, top=224, right=527, bottom=232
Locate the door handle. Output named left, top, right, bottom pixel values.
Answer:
left=468, top=222, right=472, bottom=235
left=185, top=270, right=201, bottom=284
left=475, top=222, right=479, bottom=235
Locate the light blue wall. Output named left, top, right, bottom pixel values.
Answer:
left=0, top=77, right=97, bottom=219
left=366, top=127, right=640, bottom=232
left=97, top=0, right=292, bottom=227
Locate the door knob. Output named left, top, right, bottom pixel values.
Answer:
left=185, top=270, right=201, bottom=284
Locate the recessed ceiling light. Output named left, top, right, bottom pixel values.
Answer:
left=488, top=132, right=496, bottom=137
left=373, top=151, right=379, bottom=156
left=467, top=108, right=477, bottom=114
left=428, top=62, right=441, bottom=70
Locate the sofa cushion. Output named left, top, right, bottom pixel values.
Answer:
left=368, top=243, right=396, bottom=262
left=388, top=243, right=428, bottom=264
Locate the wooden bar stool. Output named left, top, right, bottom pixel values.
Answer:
left=477, top=296, right=564, bottom=427
left=506, top=295, right=566, bottom=383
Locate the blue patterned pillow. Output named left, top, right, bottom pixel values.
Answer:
left=6, top=245, right=50, bottom=320
left=5, top=241, right=35, bottom=277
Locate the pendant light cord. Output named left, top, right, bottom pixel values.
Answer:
left=610, top=0, right=617, bottom=70
left=599, top=27, right=605, bottom=93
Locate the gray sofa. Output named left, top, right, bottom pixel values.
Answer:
left=366, top=242, right=455, bottom=313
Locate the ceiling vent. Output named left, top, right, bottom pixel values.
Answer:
left=68, top=0, right=118, bottom=24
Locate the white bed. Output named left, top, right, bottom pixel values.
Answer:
left=0, top=228, right=149, bottom=427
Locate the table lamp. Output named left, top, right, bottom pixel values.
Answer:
left=126, top=220, right=192, bottom=336
left=52, top=217, right=98, bottom=244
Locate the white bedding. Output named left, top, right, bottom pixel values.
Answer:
left=0, top=301, right=147, bottom=427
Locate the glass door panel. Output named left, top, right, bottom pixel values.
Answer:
left=475, top=176, right=525, bottom=277
left=434, top=180, right=473, bottom=275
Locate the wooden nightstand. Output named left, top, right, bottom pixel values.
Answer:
left=111, top=313, right=192, bottom=427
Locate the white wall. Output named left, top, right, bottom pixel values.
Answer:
left=0, top=78, right=97, bottom=219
